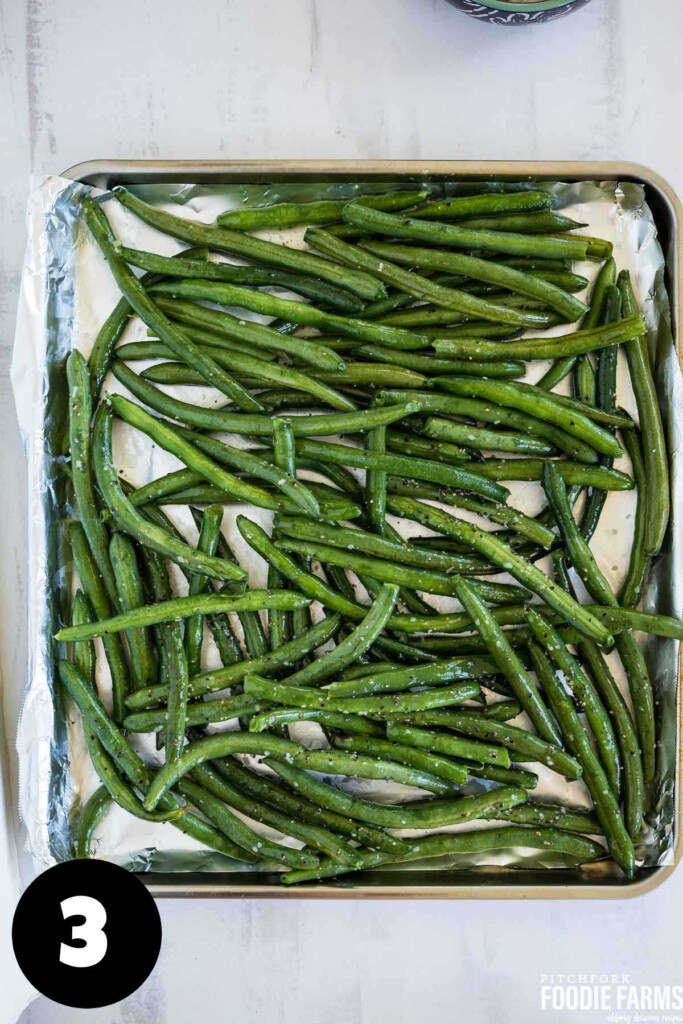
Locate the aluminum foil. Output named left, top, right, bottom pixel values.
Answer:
left=12, top=175, right=682, bottom=884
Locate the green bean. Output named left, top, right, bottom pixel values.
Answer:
left=57, top=590, right=310, bottom=642
left=126, top=613, right=341, bottom=708
left=527, top=637, right=634, bottom=878
left=274, top=516, right=492, bottom=575
left=216, top=189, right=429, bottom=230
left=384, top=429, right=471, bottom=463
left=411, top=191, right=554, bottom=221
left=71, top=590, right=97, bottom=684
left=411, top=490, right=555, bottom=548
left=456, top=212, right=586, bottom=234
left=184, top=506, right=224, bottom=678
left=136, top=481, right=359, bottom=523
left=75, top=785, right=112, bottom=858
left=117, top=334, right=277, bottom=363
left=111, top=360, right=414, bottom=435
left=109, top=534, right=157, bottom=691
left=572, top=633, right=644, bottom=838
left=615, top=631, right=656, bottom=785
left=237, top=515, right=516, bottom=635
left=325, top=658, right=494, bottom=698
left=59, top=659, right=255, bottom=860
left=139, top=356, right=356, bottom=413
left=360, top=241, right=587, bottom=321
left=574, top=354, right=596, bottom=406
left=456, top=460, right=633, bottom=490
left=245, top=673, right=481, bottom=716
left=84, top=723, right=186, bottom=822
left=92, top=404, right=247, bottom=583
left=116, top=244, right=364, bottom=313
left=392, top=707, right=580, bottom=779
left=482, top=803, right=603, bottom=835
left=619, top=271, right=670, bottom=555
left=155, top=295, right=347, bottom=371
left=431, top=315, right=643, bottom=363
left=382, top=722, right=510, bottom=767
left=112, top=187, right=385, bottom=300
left=365, top=420, right=387, bottom=533
left=385, top=496, right=613, bottom=645
left=341, top=203, right=589, bottom=260
left=176, top=776, right=316, bottom=869
left=424, top=418, right=554, bottom=456
left=545, top=233, right=612, bottom=260
left=352, top=344, right=525, bottom=378
left=451, top=576, right=561, bottom=746
left=214, top=757, right=406, bottom=853
left=619, top=424, right=651, bottom=608
left=527, top=607, right=620, bottom=798
left=306, top=229, right=559, bottom=329
left=431, top=378, right=622, bottom=458
left=284, top=584, right=399, bottom=688
left=310, top=362, right=427, bottom=388
left=286, top=438, right=510, bottom=501
left=542, top=462, right=613, bottom=607
left=266, top=758, right=527, bottom=829
left=582, top=606, right=683, bottom=642
left=110, top=393, right=328, bottom=517
left=173, top=426, right=321, bottom=518
left=281, top=825, right=605, bottom=884
left=537, top=258, right=617, bottom=391
left=276, top=536, right=525, bottom=603
left=376, top=389, right=598, bottom=463
left=142, top=732, right=304, bottom=811
left=271, top=745, right=456, bottom=796
left=67, top=351, right=118, bottom=605
left=123, top=695, right=270, bottom=733
left=189, top=763, right=362, bottom=866
left=82, top=197, right=265, bottom=412
left=250, top=708, right=385, bottom=735
left=332, top=735, right=469, bottom=786
left=151, top=278, right=434, bottom=352
left=89, top=297, right=134, bottom=401
left=69, top=523, right=130, bottom=722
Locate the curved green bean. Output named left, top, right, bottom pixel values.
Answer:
left=112, top=187, right=385, bottom=300
left=619, top=423, right=651, bottom=608
left=75, top=786, right=112, bottom=858
left=332, top=735, right=469, bottom=786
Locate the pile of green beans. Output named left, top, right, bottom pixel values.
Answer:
left=60, top=182, right=672, bottom=885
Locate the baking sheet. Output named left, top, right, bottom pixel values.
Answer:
left=12, top=174, right=682, bottom=883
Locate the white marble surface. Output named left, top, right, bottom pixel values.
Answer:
left=2, top=0, right=683, bottom=1021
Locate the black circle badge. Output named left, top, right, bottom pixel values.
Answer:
left=12, top=859, right=162, bottom=1008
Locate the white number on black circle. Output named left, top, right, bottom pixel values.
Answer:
left=59, top=896, right=108, bottom=968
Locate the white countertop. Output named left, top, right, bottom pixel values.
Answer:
left=2, top=1, right=683, bottom=1021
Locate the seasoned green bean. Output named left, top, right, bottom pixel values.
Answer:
left=619, top=423, right=651, bottom=608
left=69, top=523, right=130, bottom=723
left=123, top=695, right=270, bottom=733
left=116, top=244, right=364, bottom=313
left=411, top=191, right=554, bottom=221
left=216, top=189, right=429, bottom=230
left=151, top=278, right=431, bottom=351
left=274, top=516, right=493, bottom=574
left=112, top=187, right=385, bottom=300
left=455, top=459, right=633, bottom=490
left=385, top=496, right=613, bottom=644
left=360, top=241, right=587, bottom=321
left=249, top=708, right=385, bottom=736
left=156, top=295, right=346, bottom=370
left=266, top=758, right=527, bottom=829
left=286, top=437, right=510, bottom=501
left=332, top=735, right=469, bottom=786
left=75, top=786, right=113, bottom=858
left=109, top=533, right=157, bottom=691
left=383, top=723, right=509, bottom=767
left=281, top=826, right=605, bottom=884
left=184, top=506, right=224, bottom=678
left=324, top=657, right=496, bottom=698
left=306, top=229, right=560, bottom=329
left=424, top=418, right=554, bottom=456
left=452, top=577, right=561, bottom=746
left=341, top=203, right=589, bottom=259
left=482, top=802, right=603, bottom=835
left=67, top=350, right=118, bottom=604
left=619, top=271, right=670, bottom=555
left=112, top=360, right=413, bottom=435
left=82, top=197, right=264, bottom=412
left=527, top=636, right=634, bottom=877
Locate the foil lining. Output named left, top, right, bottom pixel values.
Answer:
left=11, top=175, right=682, bottom=884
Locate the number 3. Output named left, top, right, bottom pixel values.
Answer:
left=59, top=896, right=108, bottom=968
